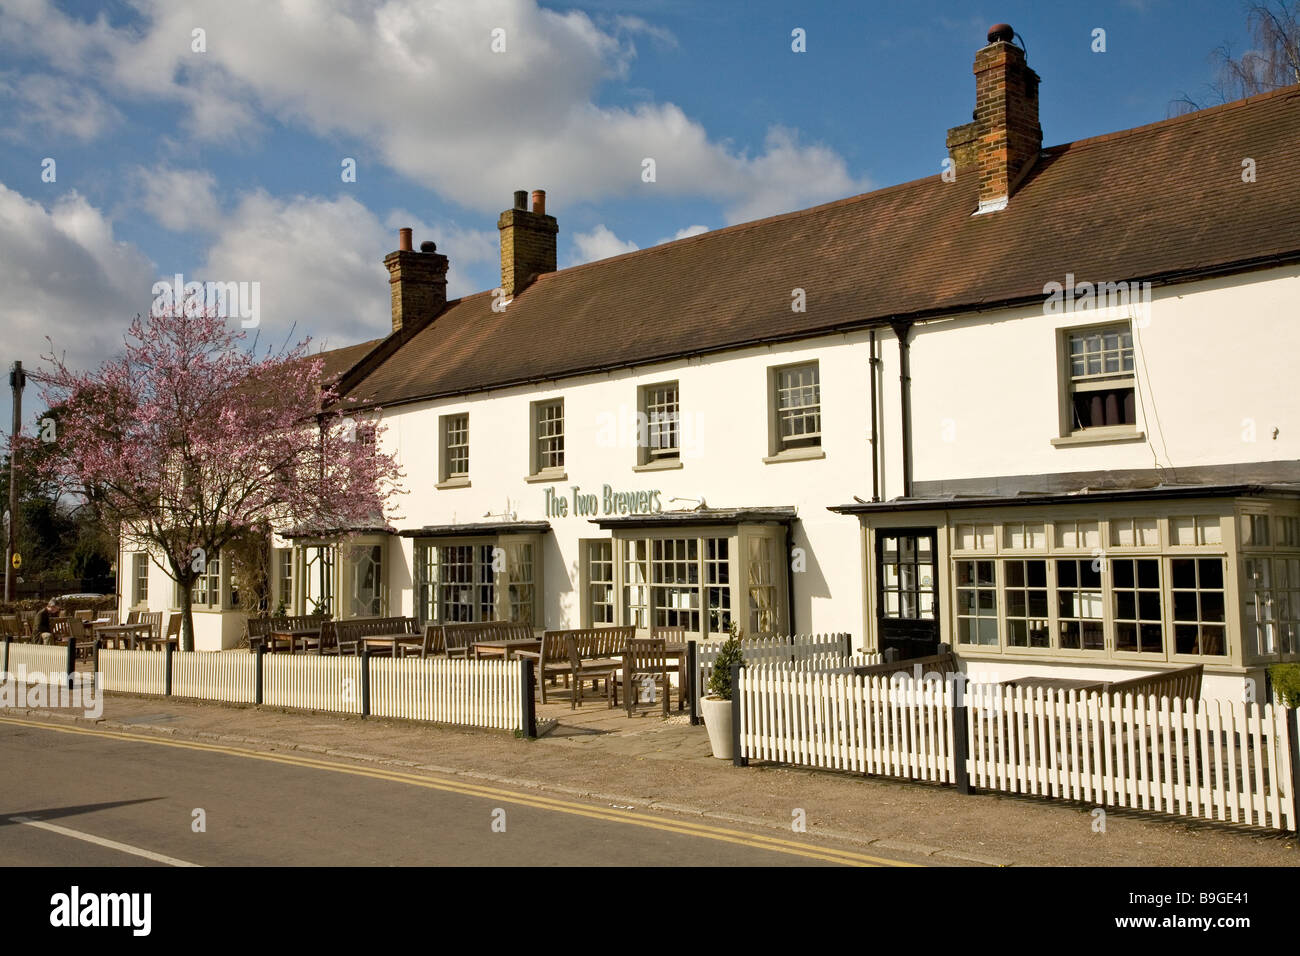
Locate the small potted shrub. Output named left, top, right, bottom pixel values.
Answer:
left=1269, top=663, right=1300, bottom=708
left=701, top=624, right=746, bottom=759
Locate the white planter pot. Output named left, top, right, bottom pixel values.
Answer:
left=700, top=695, right=733, bottom=760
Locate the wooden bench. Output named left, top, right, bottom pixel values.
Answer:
left=246, top=614, right=329, bottom=653
left=440, top=621, right=535, bottom=658
left=1106, top=663, right=1203, bottom=701
left=334, top=617, right=418, bottom=656
left=563, top=627, right=635, bottom=709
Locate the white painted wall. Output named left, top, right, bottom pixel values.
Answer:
left=377, top=332, right=877, bottom=637
left=893, top=265, right=1300, bottom=487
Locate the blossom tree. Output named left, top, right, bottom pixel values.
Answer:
left=32, top=307, right=404, bottom=651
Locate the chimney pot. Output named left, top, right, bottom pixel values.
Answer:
left=420, top=240, right=437, bottom=253
left=398, top=227, right=413, bottom=252
left=987, top=23, right=1015, bottom=43
left=498, top=188, right=557, bottom=298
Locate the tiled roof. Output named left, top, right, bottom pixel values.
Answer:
left=339, top=86, right=1300, bottom=409
left=316, top=338, right=384, bottom=387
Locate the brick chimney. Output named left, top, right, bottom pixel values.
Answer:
left=497, top=189, right=557, bottom=298
left=383, top=229, right=448, bottom=333
left=947, top=23, right=1042, bottom=213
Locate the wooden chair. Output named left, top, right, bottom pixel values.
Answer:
left=158, top=613, right=181, bottom=650
left=402, top=624, right=444, bottom=659
left=142, top=611, right=164, bottom=644
left=564, top=634, right=621, bottom=710
left=125, top=610, right=141, bottom=625
left=74, top=609, right=93, bottom=622
left=70, top=619, right=96, bottom=661
left=442, top=622, right=492, bottom=659
left=535, top=631, right=576, bottom=704
left=622, top=638, right=673, bottom=717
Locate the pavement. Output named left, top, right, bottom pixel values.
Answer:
left=3, top=687, right=1298, bottom=867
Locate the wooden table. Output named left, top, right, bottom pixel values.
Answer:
left=268, top=628, right=322, bottom=654
left=473, top=638, right=542, bottom=660
left=95, top=623, right=152, bottom=650
left=360, top=632, right=424, bottom=657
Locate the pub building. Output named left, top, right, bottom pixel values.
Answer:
left=122, top=25, right=1300, bottom=700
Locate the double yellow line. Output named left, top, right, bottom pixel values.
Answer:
left=0, top=716, right=912, bottom=867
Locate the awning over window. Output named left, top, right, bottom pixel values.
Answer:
left=398, top=521, right=552, bottom=538
left=829, top=483, right=1300, bottom=517
left=282, top=525, right=396, bottom=539
left=591, top=506, right=796, bottom=530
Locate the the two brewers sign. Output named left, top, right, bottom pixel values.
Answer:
left=543, top=484, right=663, bottom=518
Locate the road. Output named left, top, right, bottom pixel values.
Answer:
left=0, top=717, right=919, bottom=867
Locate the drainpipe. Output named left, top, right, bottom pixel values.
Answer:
left=890, top=320, right=914, bottom=498
left=869, top=330, right=880, bottom=502
left=784, top=523, right=796, bottom=635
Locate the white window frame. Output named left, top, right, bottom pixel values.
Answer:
left=438, top=412, right=470, bottom=487
left=1053, top=321, right=1143, bottom=445
left=132, top=553, right=149, bottom=607
left=529, top=398, right=565, bottom=479
left=636, top=381, right=680, bottom=468
left=765, top=361, right=825, bottom=463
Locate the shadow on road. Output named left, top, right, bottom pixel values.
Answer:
left=0, top=797, right=165, bottom=825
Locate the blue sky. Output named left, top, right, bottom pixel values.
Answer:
left=0, top=0, right=1266, bottom=424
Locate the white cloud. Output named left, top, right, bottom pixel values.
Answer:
left=0, top=72, right=123, bottom=142
left=198, top=191, right=393, bottom=351
left=571, top=224, right=639, bottom=265
left=134, top=166, right=221, bottom=232
left=665, top=224, right=707, bottom=241
left=569, top=221, right=712, bottom=266
left=0, top=0, right=869, bottom=222
left=0, top=183, right=155, bottom=373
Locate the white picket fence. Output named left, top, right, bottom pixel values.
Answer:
left=100, top=648, right=168, bottom=695
left=263, top=654, right=364, bottom=715
left=86, top=645, right=524, bottom=732
left=172, top=651, right=257, bottom=703
left=738, top=669, right=953, bottom=783
left=966, top=685, right=1295, bottom=831
left=735, top=669, right=1298, bottom=831
left=370, top=657, right=522, bottom=731
left=697, top=633, right=853, bottom=671
left=747, top=654, right=883, bottom=674
left=5, top=643, right=68, bottom=677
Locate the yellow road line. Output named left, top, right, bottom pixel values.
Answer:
left=0, top=716, right=914, bottom=867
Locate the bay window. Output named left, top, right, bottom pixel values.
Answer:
left=414, top=535, right=540, bottom=626
left=583, top=526, right=786, bottom=639
left=945, top=511, right=1235, bottom=661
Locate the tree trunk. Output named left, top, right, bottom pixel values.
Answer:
left=181, top=591, right=196, bottom=653
left=167, top=561, right=198, bottom=653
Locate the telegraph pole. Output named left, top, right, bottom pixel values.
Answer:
left=5, top=361, right=23, bottom=602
